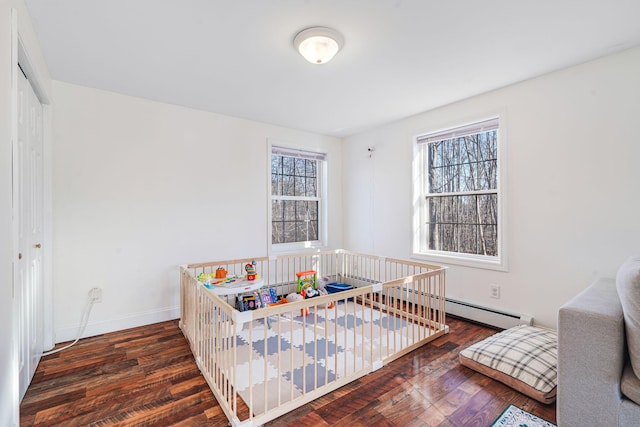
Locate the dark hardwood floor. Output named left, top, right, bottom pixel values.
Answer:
left=20, top=317, right=556, bottom=426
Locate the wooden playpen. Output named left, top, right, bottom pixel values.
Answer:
left=180, top=250, right=447, bottom=426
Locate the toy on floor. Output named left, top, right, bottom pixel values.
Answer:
left=316, top=276, right=334, bottom=308
left=286, top=292, right=308, bottom=316
left=318, top=276, right=331, bottom=289
left=294, top=271, right=335, bottom=309
left=258, top=288, right=279, bottom=306
left=301, top=286, right=319, bottom=298
left=296, top=270, right=317, bottom=293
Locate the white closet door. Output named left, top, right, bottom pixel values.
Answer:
left=17, top=68, right=44, bottom=402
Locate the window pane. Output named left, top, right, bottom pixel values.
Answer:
left=284, top=221, right=296, bottom=243
left=428, top=142, right=444, bottom=193
left=271, top=149, right=322, bottom=245
left=295, top=200, right=307, bottom=221
left=271, top=155, right=281, bottom=175
left=283, top=156, right=294, bottom=175
left=427, top=133, right=497, bottom=194
left=426, top=193, right=497, bottom=256
left=284, top=200, right=296, bottom=221
left=307, top=201, right=318, bottom=220
left=478, top=194, right=497, bottom=225
left=458, top=224, right=478, bottom=254
left=459, top=161, right=473, bottom=192
left=272, top=200, right=283, bottom=221
left=271, top=201, right=320, bottom=244
left=305, top=177, right=317, bottom=197
left=440, top=224, right=457, bottom=252
left=282, top=174, right=294, bottom=196
left=272, top=222, right=284, bottom=244
left=294, top=175, right=305, bottom=196
left=295, top=218, right=318, bottom=242
left=457, top=195, right=477, bottom=224
left=306, top=160, right=316, bottom=177
left=294, top=158, right=306, bottom=176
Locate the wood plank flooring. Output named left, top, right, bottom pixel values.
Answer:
left=21, top=317, right=556, bottom=426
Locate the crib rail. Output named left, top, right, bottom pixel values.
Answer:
left=180, top=250, right=446, bottom=427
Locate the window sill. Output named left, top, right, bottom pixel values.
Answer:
left=411, top=251, right=508, bottom=272
left=270, top=241, right=328, bottom=256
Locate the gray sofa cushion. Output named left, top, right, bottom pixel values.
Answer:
left=616, top=256, right=640, bottom=378
left=622, top=362, right=640, bottom=406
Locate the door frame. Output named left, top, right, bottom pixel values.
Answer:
left=16, top=21, right=54, bottom=353
left=10, top=5, right=53, bottom=414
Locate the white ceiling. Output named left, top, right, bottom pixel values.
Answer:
left=24, top=0, right=640, bottom=137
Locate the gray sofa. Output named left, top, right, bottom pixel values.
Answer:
left=558, top=277, right=640, bottom=426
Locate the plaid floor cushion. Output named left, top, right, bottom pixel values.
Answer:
left=459, top=325, right=557, bottom=404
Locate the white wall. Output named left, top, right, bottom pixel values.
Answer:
left=52, top=81, right=343, bottom=341
left=0, top=5, right=16, bottom=422
left=1, top=1, right=52, bottom=424
left=342, top=47, right=640, bottom=328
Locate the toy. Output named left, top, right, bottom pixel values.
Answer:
left=286, top=292, right=304, bottom=302
left=317, top=287, right=334, bottom=309
left=237, top=291, right=264, bottom=311
left=200, top=275, right=242, bottom=289
left=302, top=286, right=319, bottom=298
left=258, top=288, right=279, bottom=306
left=315, top=276, right=334, bottom=309
left=318, top=276, right=331, bottom=289
left=296, top=270, right=317, bottom=293
left=197, top=272, right=215, bottom=283
left=286, top=292, right=308, bottom=316
left=296, top=271, right=335, bottom=308
left=245, top=260, right=257, bottom=280
left=215, top=267, right=227, bottom=279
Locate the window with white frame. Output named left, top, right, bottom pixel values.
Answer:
left=414, top=117, right=504, bottom=267
left=270, top=146, right=326, bottom=249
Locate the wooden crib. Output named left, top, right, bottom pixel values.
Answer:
left=180, top=250, right=447, bottom=426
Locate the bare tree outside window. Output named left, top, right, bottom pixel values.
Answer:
left=271, top=150, right=322, bottom=244
left=420, top=119, right=499, bottom=257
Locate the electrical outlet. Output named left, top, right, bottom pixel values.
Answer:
left=89, top=287, right=102, bottom=303
left=489, top=284, right=500, bottom=299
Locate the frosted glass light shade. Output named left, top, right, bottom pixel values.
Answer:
left=294, top=27, right=344, bottom=64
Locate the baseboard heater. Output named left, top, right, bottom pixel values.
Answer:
left=446, top=297, right=532, bottom=330
left=339, top=274, right=532, bottom=330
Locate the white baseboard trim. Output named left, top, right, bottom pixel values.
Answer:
left=52, top=306, right=180, bottom=344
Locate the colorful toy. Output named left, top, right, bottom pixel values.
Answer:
left=258, top=288, right=279, bottom=306
left=236, top=290, right=266, bottom=312
left=215, top=267, right=227, bottom=279
left=201, top=275, right=242, bottom=289
left=197, top=272, right=219, bottom=284
left=302, top=286, right=319, bottom=298
left=296, top=270, right=317, bottom=293
left=245, top=260, right=257, bottom=280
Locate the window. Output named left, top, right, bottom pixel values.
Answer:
left=413, top=117, right=505, bottom=269
left=270, top=145, right=326, bottom=249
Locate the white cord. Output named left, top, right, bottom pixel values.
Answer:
left=42, top=295, right=97, bottom=356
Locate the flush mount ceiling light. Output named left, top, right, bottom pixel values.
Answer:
left=293, top=27, right=344, bottom=64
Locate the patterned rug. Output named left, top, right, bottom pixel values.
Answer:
left=491, top=404, right=556, bottom=427
left=231, top=300, right=430, bottom=416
